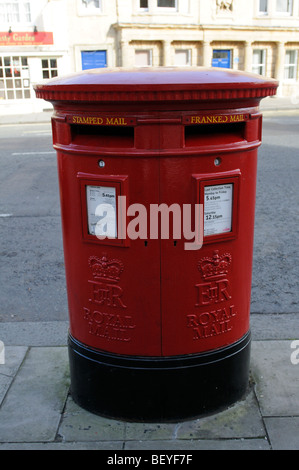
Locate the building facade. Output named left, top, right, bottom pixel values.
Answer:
left=113, top=0, right=299, bottom=97
left=0, top=0, right=70, bottom=114
left=1, top=0, right=299, bottom=114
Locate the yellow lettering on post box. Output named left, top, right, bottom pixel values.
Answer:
left=186, top=114, right=248, bottom=125
left=72, top=116, right=104, bottom=125
left=68, top=115, right=134, bottom=126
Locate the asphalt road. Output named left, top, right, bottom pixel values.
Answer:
left=0, top=115, right=298, bottom=323
left=0, top=122, right=66, bottom=322
left=252, top=114, right=299, bottom=316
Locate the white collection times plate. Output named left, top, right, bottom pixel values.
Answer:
left=86, top=185, right=117, bottom=238
left=204, top=184, right=233, bottom=236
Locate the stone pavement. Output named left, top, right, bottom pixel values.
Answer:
left=0, top=320, right=299, bottom=451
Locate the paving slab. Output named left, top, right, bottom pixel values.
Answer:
left=0, top=346, right=69, bottom=442
left=123, top=388, right=264, bottom=442
left=124, top=438, right=270, bottom=451
left=251, top=340, right=299, bottom=416
left=125, top=421, right=179, bottom=442
left=58, top=396, right=126, bottom=442
left=0, top=441, right=124, bottom=450
left=175, top=388, right=265, bottom=440
left=263, top=417, right=299, bottom=450
left=0, top=346, right=27, bottom=405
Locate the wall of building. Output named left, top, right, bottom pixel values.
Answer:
left=0, top=0, right=69, bottom=114
left=113, top=0, right=299, bottom=97
left=0, top=0, right=299, bottom=114
left=66, top=0, right=118, bottom=71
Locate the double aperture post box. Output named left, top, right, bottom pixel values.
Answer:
left=35, top=68, right=277, bottom=421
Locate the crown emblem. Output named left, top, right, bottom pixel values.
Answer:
left=198, top=250, right=232, bottom=280
left=89, top=254, right=124, bottom=284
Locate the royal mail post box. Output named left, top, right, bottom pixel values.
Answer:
left=35, top=68, right=277, bottom=421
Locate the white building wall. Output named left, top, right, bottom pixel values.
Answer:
left=67, top=0, right=118, bottom=71
left=1, top=0, right=299, bottom=115
left=0, top=0, right=69, bottom=114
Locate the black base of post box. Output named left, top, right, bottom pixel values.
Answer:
left=68, top=332, right=251, bottom=422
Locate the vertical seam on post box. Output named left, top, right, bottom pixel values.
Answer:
left=159, top=119, right=163, bottom=357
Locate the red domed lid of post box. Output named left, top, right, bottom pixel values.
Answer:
left=34, top=67, right=278, bottom=104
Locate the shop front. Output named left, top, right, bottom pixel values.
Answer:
left=0, top=30, right=66, bottom=114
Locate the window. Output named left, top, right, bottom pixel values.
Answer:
left=81, top=0, right=101, bottom=8
left=174, top=50, right=191, bottom=66
left=0, top=1, right=31, bottom=23
left=284, top=50, right=297, bottom=79
left=212, top=50, right=232, bottom=69
left=0, top=56, right=30, bottom=100
left=24, top=1, right=30, bottom=21
left=157, top=0, right=177, bottom=8
left=276, top=0, right=293, bottom=14
left=81, top=51, right=107, bottom=70
left=79, top=0, right=101, bottom=16
left=42, top=58, right=58, bottom=79
left=259, top=0, right=268, bottom=14
left=252, top=50, right=266, bottom=75
left=140, top=0, right=148, bottom=9
left=135, top=50, right=152, bottom=67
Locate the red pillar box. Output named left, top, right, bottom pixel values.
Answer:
left=34, top=68, right=277, bottom=421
